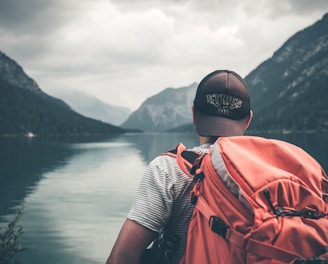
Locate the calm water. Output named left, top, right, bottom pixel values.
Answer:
left=0, top=132, right=327, bottom=264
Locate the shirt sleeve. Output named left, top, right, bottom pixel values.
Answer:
left=127, top=155, right=175, bottom=232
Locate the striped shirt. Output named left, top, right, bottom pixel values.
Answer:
left=128, top=144, right=210, bottom=264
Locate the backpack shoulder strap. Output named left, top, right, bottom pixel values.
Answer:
left=162, top=143, right=201, bottom=177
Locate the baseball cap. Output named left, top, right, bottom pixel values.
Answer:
left=193, top=70, right=251, bottom=137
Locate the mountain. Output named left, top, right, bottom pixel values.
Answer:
left=124, top=13, right=328, bottom=133
left=121, top=83, right=198, bottom=132
left=245, top=13, right=328, bottom=132
left=54, top=90, right=132, bottom=126
left=0, top=51, right=125, bottom=136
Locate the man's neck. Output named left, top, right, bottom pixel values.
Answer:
left=198, top=135, right=220, bottom=145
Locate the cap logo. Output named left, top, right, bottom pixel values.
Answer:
left=206, top=93, right=243, bottom=115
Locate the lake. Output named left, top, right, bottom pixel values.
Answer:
left=0, top=132, right=327, bottom=264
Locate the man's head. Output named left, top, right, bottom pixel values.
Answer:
left=193, top=70, right=252, bottom=137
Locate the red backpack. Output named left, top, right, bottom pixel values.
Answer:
left=174, top=136, right=328, bottom=264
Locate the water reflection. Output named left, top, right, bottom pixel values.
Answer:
left=0, top=137, right=77, bottom=217
left=0, top=135, right=143, bottom=264
left=18, top=139, right=144, bottom=264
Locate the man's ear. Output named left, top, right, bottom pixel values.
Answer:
left=244, top=110, right=253, bottom=130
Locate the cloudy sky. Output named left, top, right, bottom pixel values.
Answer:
left=1, top=0, right=327, bottom=110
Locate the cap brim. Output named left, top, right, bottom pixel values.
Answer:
left=194, top=109, right=246, bottom=137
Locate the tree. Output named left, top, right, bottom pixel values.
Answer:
left=0, top=208, right=25, bottom=264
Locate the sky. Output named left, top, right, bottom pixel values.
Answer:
left=0, top=0, right=327, bottom=111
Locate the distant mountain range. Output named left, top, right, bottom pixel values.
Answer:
left=53, top=90, right=132, bottom=126
left=122, top=83, right=197, bottom=132
left=0, top=51, right=126, bottom=136
left=122, top=13, right=328, bottom=133
left=1, top=13, right=327, bottom=136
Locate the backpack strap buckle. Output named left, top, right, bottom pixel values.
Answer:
left=209, top=216, right=228, bottom=238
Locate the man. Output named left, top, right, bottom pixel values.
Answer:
left=107, top=69, right=253, bottom=264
